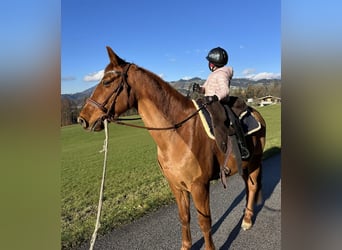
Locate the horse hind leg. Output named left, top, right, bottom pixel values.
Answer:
left=191, top=182, right=215, bottom=250
left=169, top=184, right=192, bottom=250
left=242, top=165, right=261, bottom=231
left=241, top=109, right=265, bottom=230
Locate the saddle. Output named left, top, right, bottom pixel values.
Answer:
left=195, top=96, right=261, bottom=188
left=196, top=96, right=248, bottom=154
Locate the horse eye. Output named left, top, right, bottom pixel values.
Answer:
left=102, top=79, right=112, bottom=86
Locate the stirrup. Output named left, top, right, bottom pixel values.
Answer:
left=240, top=146, right=250, bottom=160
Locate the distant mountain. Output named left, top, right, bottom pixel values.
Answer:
left=61, top=77, right=281, bottom=108
left=61, top=77, right=281, bottom=126
left=61, top=88, right=93, bottom=108
left=169, top=77, right=281, bottom=95
left=231, top=78, right=281, bottom=88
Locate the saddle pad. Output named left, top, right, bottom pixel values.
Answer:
left=192, top=100, right=215, bottom=140
left=239, top=108, right=262, bottom=135
left=193, top=99, right=261, bottom=137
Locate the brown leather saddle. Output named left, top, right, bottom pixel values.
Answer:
left=197, top=96, right=248, bottom=154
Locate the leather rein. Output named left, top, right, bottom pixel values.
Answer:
left=86, top=63, right=205, bottom=131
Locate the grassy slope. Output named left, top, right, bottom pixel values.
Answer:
left=257, top=104, right=281, bottom=157
left=61, top=119, right=171, bottom=249
left=61, top=104, right=281, bottom=249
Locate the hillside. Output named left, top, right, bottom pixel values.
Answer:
left=61, top=77, right=281, bottom=125
left=62, top=77, right=280, bottom=105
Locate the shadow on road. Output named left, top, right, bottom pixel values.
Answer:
left=192, top=147, right=281, bottom=250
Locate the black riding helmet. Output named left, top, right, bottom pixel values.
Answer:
left=206, top=47, right=228, bottom=67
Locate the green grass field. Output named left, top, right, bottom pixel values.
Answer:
left=61, top=104, right=280, bottom=249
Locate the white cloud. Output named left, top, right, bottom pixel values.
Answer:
left=241, top=68, right=280, bottom=80
left=248, top=72, right=281, bottom=81
left=181, top=76, right=192, bottom=80
left=242, top=68, right=256, bottom=76
left=83, top=69, right=104, bottom=82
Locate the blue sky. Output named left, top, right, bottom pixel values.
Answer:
left=61, top=0, right=280, bottom=94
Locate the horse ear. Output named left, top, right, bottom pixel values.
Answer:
left=106, top=46, right=126, bottom=66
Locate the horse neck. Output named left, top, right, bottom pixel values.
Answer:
left=130, top=67, right=193, bottom=129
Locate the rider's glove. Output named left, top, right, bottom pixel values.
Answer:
left=204, top=95, right=219, bottom=104
left=192, top=83, right=201, bottom=92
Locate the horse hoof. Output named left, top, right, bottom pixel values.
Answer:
left=241, top=220, right=252, bottom=231
left=180, top=244, right=191, bottom=250
left=180, top=247, right=190, bottom=250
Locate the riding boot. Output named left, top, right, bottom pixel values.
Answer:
left=224, top=105, right=250, bottom=160
left=232, top=117, right=250, bottom=159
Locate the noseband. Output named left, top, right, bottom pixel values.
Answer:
left=86, top=64, right=132, bottom=121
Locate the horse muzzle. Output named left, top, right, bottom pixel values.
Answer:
left=77, top=116, right=88, bottom=129
left=77, top=116, right=106, bottom=132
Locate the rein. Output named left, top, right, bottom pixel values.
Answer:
left=112, top=105, right=205, bottom=130
left=87, top=63, right=206, bottom=130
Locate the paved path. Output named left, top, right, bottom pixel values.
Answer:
left=79, top=153, right=281, bottom=250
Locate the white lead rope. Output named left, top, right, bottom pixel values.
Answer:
left=89, top=119, right=109, bottom=250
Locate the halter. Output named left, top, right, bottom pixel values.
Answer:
left=86, top=64, right=132, bottom=121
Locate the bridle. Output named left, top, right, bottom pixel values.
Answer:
left=86, top=63, right=206, bottom=130
left=86, top=63, right=132, bottom=121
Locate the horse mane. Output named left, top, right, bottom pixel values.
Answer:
left=133, top=65, right=194, bottom=123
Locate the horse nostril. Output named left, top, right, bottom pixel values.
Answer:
left=77, top=117, right=88, bottom=128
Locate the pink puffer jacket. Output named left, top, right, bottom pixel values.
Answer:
left=202, top=66, right=233, bottom=100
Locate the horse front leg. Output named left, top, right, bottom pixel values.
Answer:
left=242, top=166, right=261, bottom=230
left=191, top=182, right=215, bottom=250
left=169, top=184, right=192, bottom=250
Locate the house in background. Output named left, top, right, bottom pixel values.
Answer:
left=247, top=95, right=281, bottom=106
left=258, top=95, right=281, bottom=106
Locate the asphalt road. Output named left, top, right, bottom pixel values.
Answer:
left=78, top=153, right=281, bottom=250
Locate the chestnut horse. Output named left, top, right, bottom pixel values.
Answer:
left=78, top=47, right=266, bottom=250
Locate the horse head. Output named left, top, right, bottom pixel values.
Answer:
left=78, top=47, right=136, bottom=131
